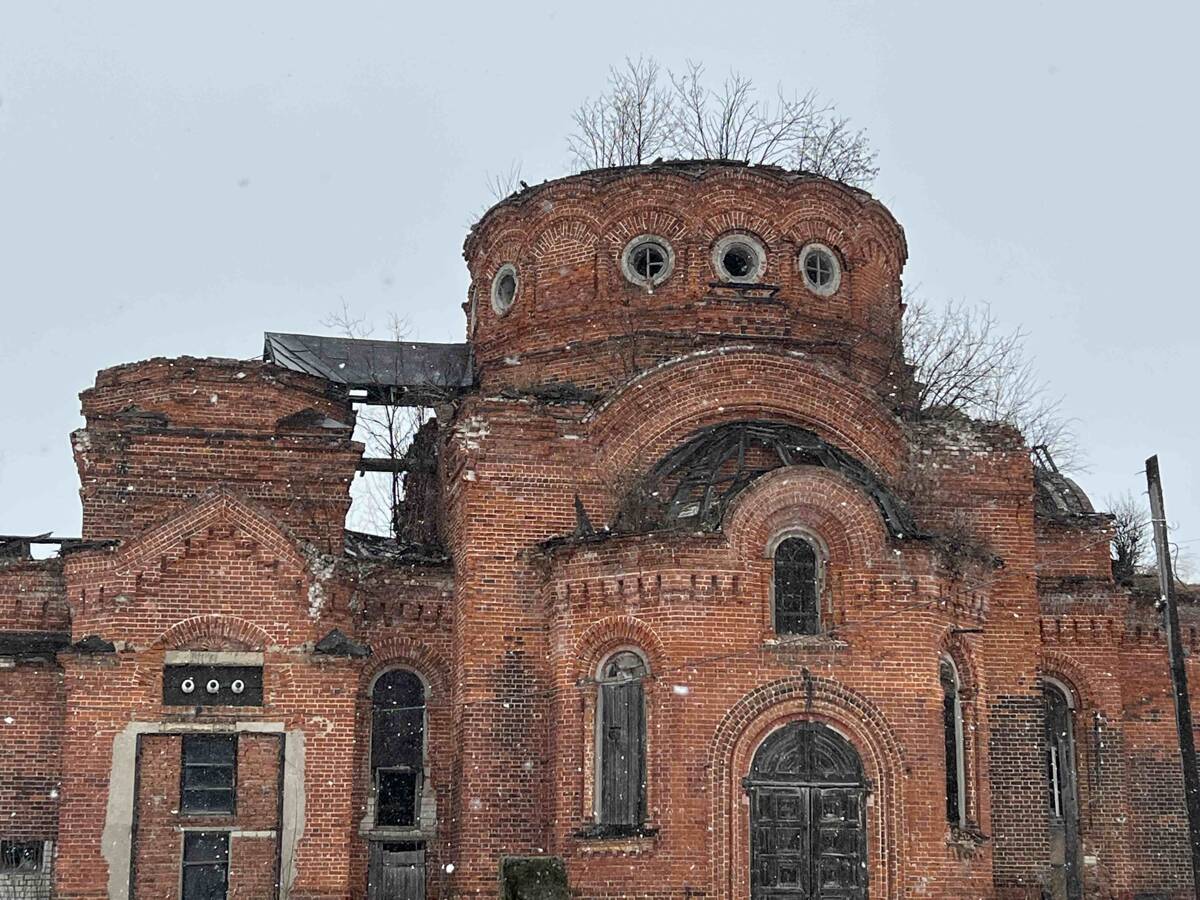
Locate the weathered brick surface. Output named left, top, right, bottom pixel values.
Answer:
left=1, top=162, right=1198, bottom=899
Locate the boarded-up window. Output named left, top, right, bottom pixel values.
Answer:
left=774, top=537, right=820, bottom=635
left=597, top=651, right=647, bottom=828
left=373, top=670, right=425, bottom=828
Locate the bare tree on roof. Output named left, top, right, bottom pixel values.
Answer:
left=566, top=57, right=879, bottom=188
left=1108, top=491, right=1150, bottom=582
left=901, top=296, right=1081, bottom=470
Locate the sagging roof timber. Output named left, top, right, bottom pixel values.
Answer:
left=263, top=332, right=474, bottom=406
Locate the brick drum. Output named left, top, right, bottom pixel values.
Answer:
left=0, top=161, right=1195, bottom=899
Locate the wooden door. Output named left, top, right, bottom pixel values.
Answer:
left=368, top=842, right=425, bottom=900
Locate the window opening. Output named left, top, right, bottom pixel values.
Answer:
left=182, top=831, right=229, bottom=900
left=181, top=735, right=237, bottom=816
left=0, top=840, right=45, bottom=872
left=940, top=658, right=966, bottom=827
left=621, top=236, right=674, bottom=288
left=491, top=264, right=518, bottom=316
left=799, top=243, right=841, bottom=295
left=596, top=651, right=648, bottom=830
left=774, top=537, right=820, bottom=635
left=1044, top=680, right=1083, bottom=900
left=712, top=235, right=766, bottom=283
left=373, top=669, right=426, bottom=828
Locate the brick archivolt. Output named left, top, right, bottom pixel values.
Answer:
left=724, top=465, right=892, bottom=568
left=710, top=675, right=905, bottom=899
left=587, top=347, right=907, bottom=484
left=569, top=614, right=668, bottom=683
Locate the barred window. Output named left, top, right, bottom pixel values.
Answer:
left=0, top=839, right=45, bottom=872
left=773, top=536, right=820, bottom=635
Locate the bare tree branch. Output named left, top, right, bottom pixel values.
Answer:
left=567, top=57, right=879, bottom=187
left=1107, top=491, right=1150, bottom=582
left=902, top=296, right=1082, bottom=470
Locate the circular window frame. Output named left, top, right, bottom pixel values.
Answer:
left=490, top=264, right=519, bottom=316
left=712, top=234, right=767, bottom=283
left=798, top=243, right=842, bottom=296
left=620, top=234, right=675, bottom=289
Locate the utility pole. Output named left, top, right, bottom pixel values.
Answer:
left=1145, top=454, right=1200, bottom=889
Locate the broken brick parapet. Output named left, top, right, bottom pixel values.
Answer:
left=0, top=556, right=68, bottom=635
left=75, top=357, right=361, bottom=550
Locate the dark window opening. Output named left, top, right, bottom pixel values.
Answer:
left=372, top=670, right=426, bottom=829
left=774, top=537, right=820, bottom=635
left=181, top=735, right=236, bottom=816
left=182, top=831, right=229, bottom=900
left=597, top=651, right=647, bottom=828
left=941, top=659, right=965, bottom=826
left=0, top=839, right=44, bottom=872
left=721, top=244, right=755, bottom=279
left=377, top=770, right=419, bottom=828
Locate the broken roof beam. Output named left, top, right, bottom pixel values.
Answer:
left=263, top=332, right=473, bottom=406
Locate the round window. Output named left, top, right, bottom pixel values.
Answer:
left=621, top=235, right=675, bottom=288
left=491, top=264, right=519, bottom=316
left=712, top=234, right=766, bottom=283
left=799, top=243, right=841, bottom=296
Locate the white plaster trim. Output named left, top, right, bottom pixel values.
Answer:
left=164, top=650, right=264, bottom=665
left=102, top=720, right=302, bottom=900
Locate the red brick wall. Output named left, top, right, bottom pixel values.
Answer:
left=74, top=357, right=360, bottom=552
left=130, top=732, right=281, bottom=900
left=0, top=659, right=64, bottom=841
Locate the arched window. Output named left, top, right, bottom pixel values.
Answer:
left=1044, top=678, right=1083, bottom=899
left=940, top=657, right=966, bottom=828
left=596, top=650, right=648, bottom=831
left=372, top=669, right=426, bottom=828
left=773, top=536, right=820, bottom=635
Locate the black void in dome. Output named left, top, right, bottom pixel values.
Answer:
left=614, top=421, right=915, bottom=537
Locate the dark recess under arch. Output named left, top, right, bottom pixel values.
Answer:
left=614, top=421, right=916, bottom=537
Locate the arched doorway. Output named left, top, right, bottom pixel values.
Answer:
left=747, top=721, right=868, bottom=899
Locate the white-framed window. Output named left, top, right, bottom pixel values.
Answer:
left=621, top=235, right=675, bottom=288
left=491, top=264, right=519, bottom=316
left=798, top=243, right=841, bottom=296
left=712, top=234, right=766, bottom=283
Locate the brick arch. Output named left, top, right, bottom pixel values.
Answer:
left=598, top=204, right=694, bottom=245
left=572, top=614, right=667, bottom=682
left=1039, top=650, right=1099, bottom=712
left=153, top=614, right=274, bottom=651
left=588, top=347, right=906, bottom=483
left=940, top=628, right=982, bottom=694
left=725, top=466, right=892, bottom=568
left=710, top=674, right=906, bottom=899
left=363, top=636, right=451, bottom=703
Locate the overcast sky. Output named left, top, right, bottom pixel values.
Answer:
left=2, top=1, right=1197, bottom=565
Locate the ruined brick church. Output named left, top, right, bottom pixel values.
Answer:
left=2, top=161, right=1196, bottom=899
